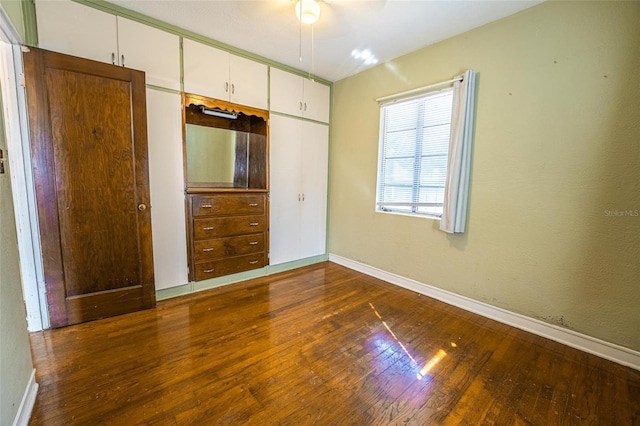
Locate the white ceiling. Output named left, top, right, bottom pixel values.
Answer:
left=107, top=0, right=543, bottom=82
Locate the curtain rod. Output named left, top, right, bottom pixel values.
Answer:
left=376, top=76, right=463, bottom=104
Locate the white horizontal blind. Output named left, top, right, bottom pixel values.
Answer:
left=377, top=89, right=453, bottom=217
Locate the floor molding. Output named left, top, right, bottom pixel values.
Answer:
left=329, top=254, right=640, bottom=371
left=12, top=369, right=38, bottom=426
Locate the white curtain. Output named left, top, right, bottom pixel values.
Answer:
left=440, top=69, right=477, bottom=234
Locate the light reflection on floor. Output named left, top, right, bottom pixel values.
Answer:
left=368, top=302, right=447, bottom=382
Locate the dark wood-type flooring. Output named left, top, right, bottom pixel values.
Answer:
left=29, top=262, right=640, bottom=425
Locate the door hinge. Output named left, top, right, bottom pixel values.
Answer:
left=18, top=72, right=25, bottom=87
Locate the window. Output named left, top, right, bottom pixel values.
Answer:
left=376, top=89, right=454, bottom=217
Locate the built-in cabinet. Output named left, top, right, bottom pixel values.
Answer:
left=270, top=68, right=330, bottom=123
left=269, top=115, right=329, bottom=265
left=183, top=39, right=268, bottom=110
left=32, top=0, right=331, bottom=289
left=36, top=0, right=181, bottom=90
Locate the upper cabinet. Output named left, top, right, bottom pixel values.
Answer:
left=270, top=68, right=330, bottom=123
left=36, top=0, right=181, bottom=90
left=183, top=39, right=268, bottom=110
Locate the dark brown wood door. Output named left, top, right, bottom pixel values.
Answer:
left=24, top=47, right=155, bottom=328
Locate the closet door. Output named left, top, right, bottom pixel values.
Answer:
left=299, top=121, right=329, bottom=258
left=269, top=115, right=303, bottom=265
left=269, top=116, right=329, bottom=265
left=24, top=47, right=155, bottom=327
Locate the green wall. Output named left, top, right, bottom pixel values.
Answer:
left=0, top=88, right=34, bottom=426
left=0, top=1, right=24, bottom=39
left=329, top=1, right=640, bottom=351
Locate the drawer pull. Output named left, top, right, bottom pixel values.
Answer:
left=200, top=204, right=213, bottom=208
left=249, top=222, right=259, bottom=226
left=249, top=261, right=259, bottom=265
left=249, top=203, right=258, bottom=207
left=202, top=248, right=214, bottom=252
left=203, top=268, right=215, bottom=273
left=249, top=241, right=259, bottom=245
left=203, top=226, right=215, bottom=231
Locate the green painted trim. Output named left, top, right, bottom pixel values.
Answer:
left=156, top=284, right=191, bottom=301
left=154, top=255, right=328, bottom=301
left=21, top=0, right=37, bottom=46
left=266, top=255, right=328, bottom=275
left=269, top=110, right=329, bottom=126
left=179, top=37, right=184, bottom=92
left=192, top=267, right=266, bottom=293
left=145, top=84, right=180, bottom=95
left=74, top=0, right=332, bottom=86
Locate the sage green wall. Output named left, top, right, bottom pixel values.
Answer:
left=0, top=92, right=34, bottom=425
left=0, top=0, right=25, bottom=39
left=329, top=1, right=640, bottom=351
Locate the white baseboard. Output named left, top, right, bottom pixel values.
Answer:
left=329, top=254, right=640, bottom=371
left=12, top=369, right=38, bottom=426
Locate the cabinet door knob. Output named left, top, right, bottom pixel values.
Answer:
left=202, top=248, right=214, bottom=252
left=203, top=268, right=215, bottom=273
left=249, top=222, right=259, bottom=226
left=231, top=83, right=235, bottom=94
left=203, top=226, right=214, bottom=231
left=249, top=260, right=258, bottom=265
left=304, top=102, right=307, bottom=111
left=138, top=203, right=147, bottom=211
left=299, top=101, right=303, bottom=111
left=111, top=52, right=116, bottom=65
left=200, top=204, right=213, bottom=209
left=121, top=54, right=125, bottom=67
left=249, top=203, right=258, bottom=207
left=225, top=82, right=229, bottom=93
left=249, top=241, right=258, bottom=245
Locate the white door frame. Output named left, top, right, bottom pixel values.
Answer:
left=0, top=6, right=48, bottom=330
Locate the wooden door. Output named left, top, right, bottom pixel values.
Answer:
left=24, top=47, right=155, bottom=328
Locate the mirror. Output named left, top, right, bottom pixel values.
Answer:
left=186, top=124, right=250, bottom=188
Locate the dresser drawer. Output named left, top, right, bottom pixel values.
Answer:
left=193, top=234, right=265, bottom=262
left=191, top=194, right=266, bottom=217
left=193, top=215, right=266, bottom=239
left=194, top=253, right=266, bottom=281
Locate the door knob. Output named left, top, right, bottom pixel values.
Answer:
left=138, top=203, right=147, bottom=211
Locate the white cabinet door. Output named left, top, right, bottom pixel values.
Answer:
left=146, top=89, right=188, bottom=290
left=269, top=115, right=303, bottom=265
left=300, top=121, right=329, bottom=259
left=229, top=54, right=268, bottom=110
left=183, top=39, right=230, bottom=100
left=269, top=115, right=328, bottom=265
left=270, top=68, right=330, bottom=123
left=36, top=0, right=118, bottom=64
left=270, top=68, right=304, bottom=118
left=184, top=39, right=268, bottom=109
left=303, top=79, right=331, bottom=123
left=117, top=18, right=180, bottom=90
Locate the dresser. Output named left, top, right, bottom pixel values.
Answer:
left=187, top=192, right=268, bottom=281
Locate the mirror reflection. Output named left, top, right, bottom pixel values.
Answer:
left=186, top=124, right=250, bottom=188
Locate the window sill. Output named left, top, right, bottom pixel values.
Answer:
left=375, top=209, right=441, bottom=221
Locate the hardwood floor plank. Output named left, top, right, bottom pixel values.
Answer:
left=29, top=262, right=640, bottom=425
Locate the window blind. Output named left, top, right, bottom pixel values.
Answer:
left=377, top=89, right=453, bottom=217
